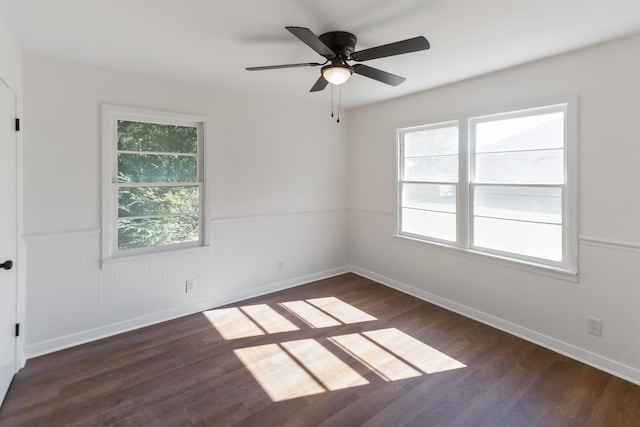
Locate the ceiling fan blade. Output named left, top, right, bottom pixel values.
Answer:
left=310, top=76, right=329, bottom=92
left=246, top=62, right=323, bottom=71
left=286, top=26, right=336, bottom=58
left=352, top=64, right=406, bottom=86
left=350, top=36, right=430, bottom=62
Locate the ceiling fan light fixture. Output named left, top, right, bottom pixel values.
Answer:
left=322, top=63, right=352, bottom=85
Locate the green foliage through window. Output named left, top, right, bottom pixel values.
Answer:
left=118, top=216, right=200, bottom=250
left=116, top=119, right=201, bottom=251
left=118, top=186, right=199, bottom=218
left=117, top=153, right=197, bottom=183
left=117, top=120, right=197, bottom=153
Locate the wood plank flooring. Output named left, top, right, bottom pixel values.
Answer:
left=1, top=273, right=639, bottom=426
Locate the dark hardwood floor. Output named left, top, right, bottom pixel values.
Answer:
left=1, top=273, right=639, bottom=426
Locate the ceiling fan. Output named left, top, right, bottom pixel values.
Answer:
left=246, top=26, right=430, bottom=92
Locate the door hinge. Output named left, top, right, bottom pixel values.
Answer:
left=15, top=118, right=20, bottom=132
left=15, top=323, right=20, bottom=337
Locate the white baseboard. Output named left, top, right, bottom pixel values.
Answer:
left=350, top=265, right=640, bottom=386
left=25, top=266, right=350, bottom=359
left=210, top=266, right=351, bottom=308
left=25, top=299, right=223, bottom=358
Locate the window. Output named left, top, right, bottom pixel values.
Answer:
left=398, top=102, right=576, bottom=274
left=102, top=105, right=206, bottom=260
left=400, top=122, right=459, bottom=243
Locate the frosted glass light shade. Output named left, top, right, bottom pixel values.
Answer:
left=322, top=66, right=352, bottom=85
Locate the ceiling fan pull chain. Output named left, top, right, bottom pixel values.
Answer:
left=331, top=84, right=334, bottom=118
left=337, top=85, right=342, bottom=123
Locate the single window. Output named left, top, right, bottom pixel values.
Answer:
left=398, top=102, right=576, bottom=274
left=399, top=122, right=459, bottom=243
left=102, top=105, right=206, bottom=260
left=470, top=108, right=566, bottom=262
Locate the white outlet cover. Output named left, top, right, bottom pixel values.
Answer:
left=587, top=317, right=602, bottom=336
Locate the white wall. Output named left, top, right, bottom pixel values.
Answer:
left=22, top=54, right=349, bottom=356
left=0, top=15, right=21, bottom=91
left=348, top=33, right=640, bottom=383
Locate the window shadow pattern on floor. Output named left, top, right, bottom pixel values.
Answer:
left=203, top=296, right=465, bottom=402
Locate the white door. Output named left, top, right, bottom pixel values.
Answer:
left=0, top=78, right=17, bottom=405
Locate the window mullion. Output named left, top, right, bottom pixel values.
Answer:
left=119, top=212, right=199, bottom=221
left=397, top=135, right=404, bottom=235
left=117, top=150, right=198, bottom=157
left=402, top=180, right=458, bottom=185
left=116, top=182, right=200, bottom=188
left=458, top=118, right=470, bottom=250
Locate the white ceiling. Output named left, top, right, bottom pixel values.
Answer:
left=2, top=0, right=640, bottom=108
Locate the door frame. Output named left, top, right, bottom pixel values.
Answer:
left=0, top=74, right=24, bottom=377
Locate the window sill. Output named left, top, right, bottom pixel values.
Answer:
left=101, top=245, right=211, bottom=269
left=393, top=234, right=578, bottom=283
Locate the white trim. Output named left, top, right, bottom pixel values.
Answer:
left=0, top=77, right=20, bottom=381
left=22, top=207, right=350, bottom=242
left=117, top=150, right=198, bottom=157
left=23, top=229, right=101, bottom=242
left=349, top=208, right=578, bottom=281
left=101, top=245, right=211, bottom=269
left=393, top=233, right=578, bottom=282
left=209, top=266, right=351, bottom=309
left=118, top=213, right=200, bottom=221
left=24, top=266, right=350, bottom=358
left=350, top=208, right=394, bottom=217
left=350, top=266, right=640, bottom=386
left=458, top=120, right=470, bottom=249
left=115, top=182, right=200, bottom=188
left=580, top=237, right=640, bottom=253
left=397, top=120, right=460, bottom=245
left=210, top=208, right=348, bottom=224
left=23, top=226, right=637, bottom=255
left=101, top=104, right=208, bottom=125
left=101, top=106, right=113, bottom=262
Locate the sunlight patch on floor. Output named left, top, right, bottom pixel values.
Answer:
left=240, top=304, right=299, bottom=334
left=329, top=333, right=422, bottom=381
left=203, top=307, right=265, bottom=340
left=281, top=339, right=369, bottom=391
left=234, top=344, right=326, bottom=401
left=364, top=328, right=466, bottom=374
left=307, top=297, right=378, bottom=324
left=279, top=300, right=341, bottom=328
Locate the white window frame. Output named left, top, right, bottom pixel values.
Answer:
left=397, top=120, right=460, bottom=245
left=397, top=98, right=578, bottom=279
left=101, top=104, right=208, bottom=264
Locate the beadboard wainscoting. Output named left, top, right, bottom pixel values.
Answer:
left=349, top=208, right=640, bottom=385
left=24, top=209, right=349, bottom=358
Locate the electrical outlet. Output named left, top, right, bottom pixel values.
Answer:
left=587, top=317, right=602, bottom=337
left=277, top=260, right=285, bottom=272
left=185, top=279, right=196, bottom=293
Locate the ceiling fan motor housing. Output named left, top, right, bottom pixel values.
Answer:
left=319, top=31, right=358, bottom=59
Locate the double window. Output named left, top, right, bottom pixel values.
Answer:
left=398, top=102, right=576, bottom=274
left=102, top=105, right=206, bottom=260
